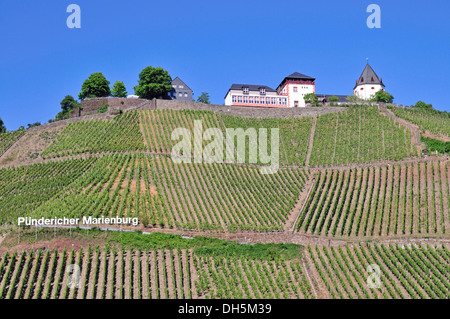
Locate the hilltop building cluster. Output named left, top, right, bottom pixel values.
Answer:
left=224, top=63, right=385, bottom=108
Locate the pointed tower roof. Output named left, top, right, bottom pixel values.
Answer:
left=354, top=63, right=385, bottom=89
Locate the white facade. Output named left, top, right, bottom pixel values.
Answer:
left=354, top=84, right=384, bottom=100
left=225, top=72, right=316, bottom=108
left=353, top=64, right=385, bottom=100
left=225, top=89, right=286, bottom=107
left=279, top=82, right=315, bottom=107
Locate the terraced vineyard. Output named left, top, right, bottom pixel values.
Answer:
left=0, top=245, right=313, bottom=299
left=140, top=109, right=312, bottom=166
left=2, top=153, right=308, bottom=231
left=310, top=106, right=413, bottom=166
left=296, top=160, right=450, bottom=238
left=0, top=157, right=99, bottom=224
left=0, top=130, right=25, bottom=156
left=306, top=244, right=450, bottom=299
left=41, top=111, right=145, bottom=158
left=389, top=106, right=450, bottom=138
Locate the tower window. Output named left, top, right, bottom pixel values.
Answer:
left=361, top=77, right=364, bottom=82
left=371, top=77, right=374, bottom=82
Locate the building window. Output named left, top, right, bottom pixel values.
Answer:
left=243, top=88, right=249, bottom=94
left=184, top=92, right=188, bottom=97
left=266, top=97, right=271, bottom=104
left=371, top=87, right=375, bottom=90
left=282, top=98, right=287, bottom=105
left=255, top=97, right=259, bottom=104
left=232, top=95, right=237, bottom=103
left=172, top=85, right=176, bottom=88
left=360, top=88, right=364, bottom=90
left=249, top=97, right=254, bottom=104
left=260, top=88, right=265, bottom=95
left=277, top=98, right=282, bottom=105
left=271, top=97, right=276, bottom=105
left=293, top=87, right=298, bottom=93
left=360, top=78, right=364, bottom=82
left=179, top=85, right=184, bottom=89
left=371, top=77, right=374, bottom=82
left=243, top=96, right=248, bottom=103
left=179, top=93, right=183, bottom=96
left=238, top=96, right=242, bottom=103
left=294, top=101, right=299, bottom=107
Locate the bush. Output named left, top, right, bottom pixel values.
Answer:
left=98, top=103, right=109, bottom=113
left=421, top=136, right=450, bottom=154
left=328, top=96, right=339, bottom=102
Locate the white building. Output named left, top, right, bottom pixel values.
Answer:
left=353, top=63, right=385, bottom=100
left=224, top=72, right=315, bottom=108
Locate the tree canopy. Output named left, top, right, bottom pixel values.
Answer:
left=196, top=92, right=211, bottom=104
left=328, top=96, right=340, bottom=102
left=111, top=81, right=128, bottom=98
left=0, top=117, right=6, bottom=133
left=372, top=90, right=394, bottom=103
left=79, top=72, right=111, bottom=100
left=133, top=66, right=172, bottom=100
left=304, top=93, right=319, bottom=105
left=52, top=95, right=80, bottom=122
left=413, top=101, right=433, bottom=109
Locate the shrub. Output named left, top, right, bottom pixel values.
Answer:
left=98, top=103, right=109, bottom=113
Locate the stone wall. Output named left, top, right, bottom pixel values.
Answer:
left=155, top=99, right=347, bottom=119
left=70, top=97, right=153, bottom=118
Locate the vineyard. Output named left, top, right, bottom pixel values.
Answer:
left=388, top=106, right=450, bottom=138
left=0, top=130, right=25, bottom=157
left=310, top=106, right=413, bottom=166
left=306, top=244, right=450, bottom=299
left=41, top=111, right=145, bottom=158
left=0, top=230, right=314, bottom=299
left=296, top=160, right=450, bottom=238
left=1, top=153, right=309, bottom=231
left=140, top=109, right=312, bottom=166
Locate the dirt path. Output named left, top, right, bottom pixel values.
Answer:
left=286, top=174, right=316, bottom=231
left=305, top=117, right=317, bottom=167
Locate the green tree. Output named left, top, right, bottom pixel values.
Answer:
left=0, top=117, right=6, bottom=133
left=413, top=100, right=433, bottom=109
left=304, top=93, right=319, bottom=106
left=53, top=95, right=80, bottom=121
left=328, top=95, right=339, bottom=102
left=372, top=90, right=394, bottom=103
left=79, top=72, right=111, bottom=100
left=133, top=66, right=172, bottom=100
left=196, top=92, right=211, bottom=104
left=111, top=81, right=128, bottom=98
left=346, top=94, right=362, bottom=102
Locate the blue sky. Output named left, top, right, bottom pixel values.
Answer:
left=0, top=0, right=449, bottom=130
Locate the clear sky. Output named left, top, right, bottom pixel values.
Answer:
left=0, top=0, right=449, bottom=130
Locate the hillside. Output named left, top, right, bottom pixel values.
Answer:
left=0, top=102, right=449, bottom=299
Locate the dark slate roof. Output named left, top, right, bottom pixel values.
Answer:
left=276, top=72, right=315, bottom=91
left=170, top=77, right=193, bottom=92
left=285, top=72, right=315, bottom=81
left=229, top=84, right=276, bottom=92
left=225, top=84, right=276, bottom=99
left=354, top=64, right=385, bottom=89
left=316, top=94, right=348, bottom=102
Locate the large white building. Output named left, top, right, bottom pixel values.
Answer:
left=224, top=72, right=315, bottom=108
left=353, top=63, right=385, bottom=100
